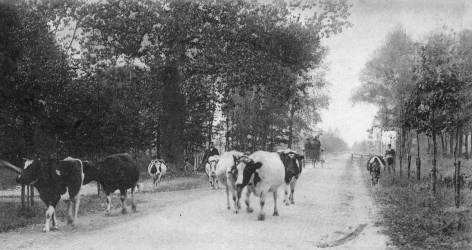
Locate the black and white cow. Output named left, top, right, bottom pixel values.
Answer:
left=366, top=155, right=385, bottom=186
left=16, top=157, right=84, bottom=232
left=277, top=149, right=304, bottom=205
left=235, top=151, right=287, bottom=221
left=205, top=155, right=219, bottom=189
left=214, top=150, right=247, bottom=212
left=83, top=153, right=139, bottom=215
left=148, top=159, right=167, bottom=186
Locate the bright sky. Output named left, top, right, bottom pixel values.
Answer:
left=318, top=0, right=472, bottom=146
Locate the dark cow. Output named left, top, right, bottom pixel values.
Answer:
left=16, top=157, right=84, bottom=232
left=366, top=155, right=385, bottom=186
left=83, top=153, right=139, bottom=215
left=277, top=149, right=304, bottom=205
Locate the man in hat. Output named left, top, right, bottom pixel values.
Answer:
left=384, top=144, right=396, bottom=173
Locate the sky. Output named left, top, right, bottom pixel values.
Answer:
left=318, top=0, right=472, bottom=146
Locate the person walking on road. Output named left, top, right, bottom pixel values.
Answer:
left=201, top=142, right=219, bottom=167
left=384, top=144, right=395, bottom=173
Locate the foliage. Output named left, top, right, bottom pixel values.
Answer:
left=352, top=26, right=416, bottom=129
left=0, top=2, right=73, bottom=161
left=0, top=0, right=352, bottom=170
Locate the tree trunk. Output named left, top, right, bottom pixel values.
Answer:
left=287, top=107, right=295, bottom=149
left=416, top=131, right=421, bottom=181
left=225, top=117, right=230, bottom=151
left=21, top=185, right=25, bottom=209
left=159, top=65, right=185, bottom=170
left=427, top=137, right=431, bottom=155
left=450, top=132, right=454, bottom=156
left=441, top=132, right=445, bottom=156
left=405, top=130, right=412, bottom=179
left=458, top=127, right=463, bottom=158
left=431, top=114, right=437, bottom=194
left=465, top=132, right=469, bottom=159
left=399, top=127, right=406, bottom=177
left=454, top=161, right=461, bottom=208
left=29, top=185, right=34, bottom=207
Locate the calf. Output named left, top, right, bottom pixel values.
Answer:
left=235, top=151, right=286, bottom=221
left=214, top=150, right=247, bottom=212
left=205, top=155, right=219, bottom=189
left=83, top=153, right=139, bottom=215
left=16, top=157, right=84, bottom=232
left=277, top=149, right=304, bottom=205
left=366, top=155, right=385, bottom=186
left=148, top=159, right=167, bottom=186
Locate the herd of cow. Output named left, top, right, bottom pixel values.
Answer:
left=203, top=149, right=304, bottom=220
left=13, top=148, right=304, bottom=233
left=15, top=153, right=139, bottom=232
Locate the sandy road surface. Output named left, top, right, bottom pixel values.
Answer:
left=0, top=154, right=389, bottom=250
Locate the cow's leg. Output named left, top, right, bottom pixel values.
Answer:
left=283, top=183, right=290, bottom=206
left=73, top=193, right=81, bottom=223
left=130, top=187, right=137, bottom=212
left=43, top=205, right=54, bottom=232
left=273, top=191, right=279, bottom=216
left=51, top=210, right=58, bottom=231
left=67, top=198, right=74, bottom=225
left=258, top=192, right=266, bottom=221
left=105, top=192, right=112, bottom=216
left=120, top=189, right=128, bottom=214
left=290, top=180, right=296, bottom=204
left=225, top=182, right=231, bottom=210
left=245, top=185, right=254, bottom=213
left=232, top=188, right=240, bottom=213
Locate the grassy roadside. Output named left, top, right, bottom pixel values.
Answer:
left=0, top=174, right=208, bottom=233
left=359, top=160, right=472, bottom=249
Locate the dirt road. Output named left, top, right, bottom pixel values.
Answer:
left=0, top=154, right=389, bottom=249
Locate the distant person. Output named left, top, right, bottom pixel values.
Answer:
left=304, top=137, right=314, bottom=165
left=384, top=144, right=395, bottom=173
left=202, top=142, right=219, bottom=167
left=319, top=148, right=326, bottom=168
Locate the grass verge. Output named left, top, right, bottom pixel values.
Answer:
left=366, top=168, right=472, bottom=249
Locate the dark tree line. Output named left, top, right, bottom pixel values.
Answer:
left=1, top=0, right=351, bottom=170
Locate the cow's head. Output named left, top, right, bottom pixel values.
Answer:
left=16, top=159, right=45, bottom=186
left=235, top=156, right=261, bottom=190
left=82, top=160, right=99, bottom=184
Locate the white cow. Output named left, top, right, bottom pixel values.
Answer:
left=205, top=155, right=219, bottom=189
left=235, top=151, right=287, bottom=220
left=214, top=150, right=246, bottom=212
left=148, top=159, right=167, bottom=186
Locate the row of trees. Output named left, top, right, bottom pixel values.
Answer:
left=353, top=26, right=472, bottom=193
left=0, top=0, right=351, bottom=169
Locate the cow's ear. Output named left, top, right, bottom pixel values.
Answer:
left=253, top=162, right=262, bottom=169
